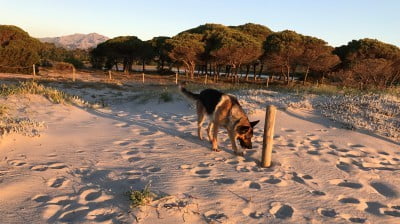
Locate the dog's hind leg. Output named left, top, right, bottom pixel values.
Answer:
left=197, top=102, right=206, bottom=140
left=211, top=123, right=220, bottom=152
left=207, top=122, right=214, bottom=142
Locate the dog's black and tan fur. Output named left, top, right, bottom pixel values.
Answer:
left=180, top=86, right=259, bottom=156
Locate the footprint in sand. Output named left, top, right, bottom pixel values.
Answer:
left=127, top=157, right=143, bottom=163
left=8, top=160, right=26, bottom=167
left=336, top=160, right=352, bottom=173
left=269, top=202, right=294, bottom=219
left=291, top=172, right=310, bottom=185
left=48, top=162, right=68, bottom=169
left=32, top=194, right=51, bottom=203
left=338, top=196, right=360, bottom=204
left=114, top=122, right=129, bottom=128
left=59, top=207, right=90, bottom=223
left=330, top=179, right=363, bottom=189
left=310, top=190, right=326, bottom=196
left=242, top=208, right=264, bottom=219
left=245, top=181, right=261, bottom=190
left=146, top=166, right=162, bottom=173
left=317, top=208, right=337, bottom=218
left=30, top=164, right=48, bottom=171
left=225, top=158, right=239, bottom=165
left=191, top=167, right=212, bottom=178
left=123, top=170, right=142, bottom=176
left=383, top=209, right=400, bottom=217
left=204, top=210, right=228, bottom=223
left=47, top=177, right=68, bottom=188
left=87, top=208, right=117, bottom=222
left=113, top=140, right=131, bottom=146
left=363, top=201, right=387, bottom=216
left=236, top=165, right=251, bottom=172
left=78, top=188, right=112, bottom=204
left=348, top=217, right=367, bottom=223
left=211, top=178, right=236, bottom=185
left=47, top=195, right=74, bottom=206
left=370, top=181, right=398, bottom=198
left=261, top=175, right=288, bottom=187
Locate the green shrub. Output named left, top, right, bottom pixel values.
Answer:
left=128, top=184, right=156, bottom=208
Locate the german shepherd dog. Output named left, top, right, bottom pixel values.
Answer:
left=180, top=86, right=259, bottom=156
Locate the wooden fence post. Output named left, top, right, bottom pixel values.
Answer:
left=32, top=64, right=36, bottom=80
left=204, top=74, right=208, bottom=84
left=72, top=67, right=76, bottom=82
left=266, top=77, right=269, bottom=88
left=261, top=105, right=277, bottom=168
left=142, top=73, right=145, bottom=84
left=175, top=72, right=178, bottom=84
left=109, top=70, right=112, bottom=80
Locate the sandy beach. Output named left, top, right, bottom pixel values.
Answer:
left=0, top=83, right=399, bottom=224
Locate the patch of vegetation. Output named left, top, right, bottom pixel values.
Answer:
left=159, top=88, right=173, bottom=103
left=0, top=117, right=45, bottom=137
left=0, top=81, right=72, bottom=104
left=128, top=183, right=157, bottom=208
left=0, top=104, right=8, bottom=117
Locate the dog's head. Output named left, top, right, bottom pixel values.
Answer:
left=236, top=120, right=260, bottom=149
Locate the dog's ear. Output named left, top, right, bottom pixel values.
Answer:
left=237, top=125, right=250, bottom=134
left=250, top=120, right=260, bottom=127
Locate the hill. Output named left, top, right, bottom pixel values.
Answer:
left=39, top=33, right=109, bottom=49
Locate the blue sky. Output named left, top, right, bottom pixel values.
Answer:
left=1, top=0, right=399, bottom=47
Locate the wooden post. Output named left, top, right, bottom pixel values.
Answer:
left=142, top=73, right=145, bottom=84
left=204, top=74, right=208, bottom=84
left=175, top=72, right=178, bottom=84
left=266, top=77, right=269, bottom=88
left=32, top=64, right=36, bottom=80
left=261, top=105, right=277, bottom=168
left=109, top=70, right=112, bottom=80
left=72, top=67, right=76, bottom=82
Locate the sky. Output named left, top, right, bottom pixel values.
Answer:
left=1, top=0, right=399, bottom=47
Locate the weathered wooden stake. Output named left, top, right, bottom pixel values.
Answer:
left=175, top=72, right=178, bottom=84
left=32, top=64, right=36, bottom=80
left=204, top=74, right=208, bottom=84
left=142, top=73, right=145, bottom=84
left=72, top=67, right=76, bottom=82
left=261, top=105, right=277, bottom=168
left=266, top=77, right=269, bottom=88
left=109, top=70, right=112, bottom=80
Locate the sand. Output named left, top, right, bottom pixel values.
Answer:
left=0, top=88, right=399, bottom=224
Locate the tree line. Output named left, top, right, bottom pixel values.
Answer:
left=1, top=24, right=400, bottom=89
left=0, top=25, right=88, bottom=74
left=90, top=23, right=400, bottom=89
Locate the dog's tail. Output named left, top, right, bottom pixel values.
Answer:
left=179, top=85, right=200, bottom=101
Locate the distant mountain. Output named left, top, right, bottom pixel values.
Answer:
left=39, top=33, right=109, bottom=50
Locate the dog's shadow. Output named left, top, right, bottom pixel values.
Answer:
left=85, top=106, right=214, bottom=150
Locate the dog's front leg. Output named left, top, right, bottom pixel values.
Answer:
left=211, top=124, right=220, bottom=152
left=227, top=128, right=242, bottom=156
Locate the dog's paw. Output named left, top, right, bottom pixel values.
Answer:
left=212, top=148, right=221, bottom=152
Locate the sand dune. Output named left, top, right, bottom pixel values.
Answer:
left=0, top=89, right=399, bottom=223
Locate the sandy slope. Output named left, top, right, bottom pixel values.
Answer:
left=0, top=93, right=399, bottom=224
